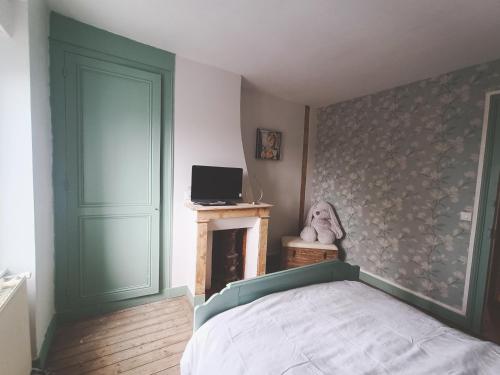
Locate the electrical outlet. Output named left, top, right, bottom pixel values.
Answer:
left=460, top=211, right=472, bottom=222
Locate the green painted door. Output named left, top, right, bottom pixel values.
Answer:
left=470, top=94, right=500, bottom=331
left=64, top=53, right=162, bottom=306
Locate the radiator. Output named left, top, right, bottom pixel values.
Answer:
left=0, top=277, right=31, bottom=375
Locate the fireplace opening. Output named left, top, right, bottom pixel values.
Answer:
left=206, top=228, right=246, bottom=298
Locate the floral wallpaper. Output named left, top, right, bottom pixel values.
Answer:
left=311, top=60, right=500, bottom=311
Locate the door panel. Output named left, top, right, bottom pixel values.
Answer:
left=79, top=65, right=154, bottom=206
left=65, top=53, right=161, bottom=306
left=79, top=215, right=152, bottom=301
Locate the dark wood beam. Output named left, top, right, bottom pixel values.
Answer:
left=299, top=105, right=310, bottom=230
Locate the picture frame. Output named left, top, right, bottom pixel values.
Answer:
left=255, top=128, right=282, bottom=160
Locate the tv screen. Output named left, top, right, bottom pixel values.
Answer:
left=191, top=165, right=243, bottom=201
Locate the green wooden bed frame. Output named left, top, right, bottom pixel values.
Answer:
left=194, top=260, right=360, bottom=331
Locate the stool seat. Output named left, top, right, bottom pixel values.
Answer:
left=281, top=236, right=338, bottom=251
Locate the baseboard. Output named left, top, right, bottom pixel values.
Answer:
left=360, top=271, right=469, bottom=330
left=167, top=285, right=188, bottom=298
left=32, top=315, right=57, bottom=370
left=185, top=287, right=205, bottom=307
left=56, top=285, right=189, bottom=323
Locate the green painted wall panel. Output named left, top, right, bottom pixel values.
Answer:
left=64, top=52, right=162, bottom=306
left=79, top=215, right=153, bottom=300
left=469, top=94, right=500, bottom=332
left=50, top=13, right=174, bottom=71
left=76, top=60, right=158, bottom=205
left=50, top=12, right=174, bottom=317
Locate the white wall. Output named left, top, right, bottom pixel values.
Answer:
left=241, top=88, right=306, bottom=254
left=0, top=0, right=53, bottom=358
left=29, top=0, right=54, bottom=355
left=0, top=0, right=38, bottom=356
left=171, top=56, right=248, bottom=295
left=0, top=0, right=14, bottom=36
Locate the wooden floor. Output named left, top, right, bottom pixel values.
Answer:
left=46, top=297, right=193, bottom=375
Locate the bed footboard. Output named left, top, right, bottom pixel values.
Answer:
left=194, top=260, right=360, bottom=330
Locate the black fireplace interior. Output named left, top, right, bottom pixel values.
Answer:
left=207, top=229, right=245, bottom=298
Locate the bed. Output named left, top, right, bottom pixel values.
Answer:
left=181, top=261, right=500, bottom=374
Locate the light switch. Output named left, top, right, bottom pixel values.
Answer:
left=460, top=211, right=472, bottom=222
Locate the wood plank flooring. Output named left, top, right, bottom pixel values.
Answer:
left=46, top=297, right=193, bottom=375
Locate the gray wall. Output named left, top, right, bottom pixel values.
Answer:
left=241, top=87, right=306, bottom=254
left=311, top=59, right=500, bottom=311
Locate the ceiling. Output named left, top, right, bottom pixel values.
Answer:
left=47, top=0, right=500, bottom=106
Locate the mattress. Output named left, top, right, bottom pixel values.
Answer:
left=181, top=280, right=500, bottom=374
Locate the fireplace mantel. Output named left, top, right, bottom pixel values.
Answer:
left=186, top=202, right=272, bottom=299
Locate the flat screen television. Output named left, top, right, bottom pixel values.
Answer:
left=191, top=165, right=243, bottom=203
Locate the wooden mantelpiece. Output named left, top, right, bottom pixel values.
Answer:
left=186, top=202, right=272, bottom=297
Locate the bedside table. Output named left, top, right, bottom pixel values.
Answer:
left=281, top=236, right=339, bottom=269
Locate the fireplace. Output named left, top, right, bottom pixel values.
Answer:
left=186, top=202, right=272, bottom=302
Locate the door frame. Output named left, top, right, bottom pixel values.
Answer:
left=50, top=13, right=176, bottom=320
left=468, top=91, right=500, bottom=333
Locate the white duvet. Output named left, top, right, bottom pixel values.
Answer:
left=181, top=281, right=500, bottom=375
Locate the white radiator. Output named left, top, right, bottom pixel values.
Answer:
left=0, top=277, right=31, bottom=375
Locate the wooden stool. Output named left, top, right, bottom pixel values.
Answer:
left=281, top=236, right=339, bottom=270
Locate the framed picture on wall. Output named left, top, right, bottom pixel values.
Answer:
left=256, top=128, right=282, bottom=160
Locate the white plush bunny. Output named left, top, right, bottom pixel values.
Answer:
left=300, top=201, right=343, bottom=244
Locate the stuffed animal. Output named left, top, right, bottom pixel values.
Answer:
left=300, top=201, right=343, bottom=244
